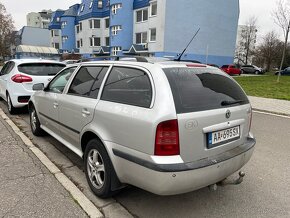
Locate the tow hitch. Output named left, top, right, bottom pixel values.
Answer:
left=208, top=171, right=245, bottom=191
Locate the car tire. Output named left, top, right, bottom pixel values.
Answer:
left=29, top=105, right=45, bottom=136
left=84, top=139, right=118, bottom=198
left=255, top=70, right=259, bottom=75
left=7, top=93, right=17, bottom=114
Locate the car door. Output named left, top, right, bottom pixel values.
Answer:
left=58, top=65, right=110, bottom=149
left=36, top=67, right=77, bottom=134
left=0, top=61, right=14, bottom=99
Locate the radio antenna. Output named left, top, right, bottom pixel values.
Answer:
left=176, top=28, right=200, bottom=61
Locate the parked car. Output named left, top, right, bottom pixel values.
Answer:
left=241, top=65, right=265, bottom=74
left=207, top=64, right=219, bottom=68
left=220, top=65, right=241, bottom=75
left=29, top=59, right=255, bottom=198
left=0, top=59, right=66, bottom=114
left=275, top=67, right=290, bottom=76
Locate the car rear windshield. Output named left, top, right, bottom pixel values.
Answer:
left=18, top=63, right=66, bottom=76
left=221, top=65, right=229, bottom=68
left=163, top=67, right=249, bottom=114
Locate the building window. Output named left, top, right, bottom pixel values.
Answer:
left=112, top=46, right=121, bottom=56
left=136, top=32, right=147, bottom=44
left=112, top=3, right=122, bottom=15
left=56, top=17, right=60, bottom=22
left=77, top=39, right=83, bottom=48
left=90, top=37, right=101, bottom=47
left=111, top=25, right=122, bottom=36
left=105, top=18, right=110, bottom=28
left=150, top=28, right=156, bottom=42
left=150, top=1, right=157, bottom=16
left=105, top=37, right=110, bottom=46
left=54, top=43, right=60, bottom=49
left=62, top=36, right=68, bottom=42
left=89, top=19, right=100, bottom=29
left=89, top=1, right=93, bottom=9
left=76, top=25, right=80, bottom=33
left=98, top=0, right=103, bottom=9
left=52, top=29, right=60, bottom=37
left=136, top=9, right=148, bottom=22
left=61, top=21, right=67, bottom=29
left=79, top=22, right=82, bottom=31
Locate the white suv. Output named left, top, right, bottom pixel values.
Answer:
left=0, top=59, right=65, bottom=114
left=29, top=59, right=255, bottom=198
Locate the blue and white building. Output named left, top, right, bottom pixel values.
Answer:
left=49, top=0, right=240, bottom=65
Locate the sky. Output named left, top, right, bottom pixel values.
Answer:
left=1, top=0, right=282, bottom=43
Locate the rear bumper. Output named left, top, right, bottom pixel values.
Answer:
left=112, top=137, right=255, bottom=195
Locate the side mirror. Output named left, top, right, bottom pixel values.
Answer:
left=32, top=83, right=44, bottom=91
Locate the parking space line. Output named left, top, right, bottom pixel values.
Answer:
left=0, top=109, right=103, bottom=218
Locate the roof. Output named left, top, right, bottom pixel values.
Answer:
left=93, top=46, right=110, bottom=54
left=123, top=44, right=148, bottom=54
left=16, top=45, right=59, bottom=54
left=63, top=4, right=80, bottom=17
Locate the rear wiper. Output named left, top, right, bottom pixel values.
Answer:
left=221, top=100, right=244, bottom=106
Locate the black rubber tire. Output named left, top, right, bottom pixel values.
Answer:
left=29, top=105, right=45, bottom=136
left=84, top=139, right=117, bottom=198
left=255, top=70, right=259, bottom=75
left=7, top=93, right=17, bottom=115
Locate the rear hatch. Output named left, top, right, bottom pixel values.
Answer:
left=163, top=67, right=251, bottom=162
left=17, top=62, right=66, bottom=91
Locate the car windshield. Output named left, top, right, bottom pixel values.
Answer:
left=18, top=63, right=66, bottom=76
left=163, top=67, right=249, bottom=114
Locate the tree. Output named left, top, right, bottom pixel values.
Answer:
left=0, top=3, right=15, bottom=60
left=254, top=31, right=281, bottom=71
left=273, top=0, right=290, bottom=81
left=235, top=16, right=258, bottom=65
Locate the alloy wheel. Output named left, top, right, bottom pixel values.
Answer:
left=87, top=149, right=105, bottom=189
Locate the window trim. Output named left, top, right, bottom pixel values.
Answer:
left=100, top=65, right=155, bottom=109
left=89, top=36, right=101, bottom=47
left=89, top=19, right=101, bottom=29
left=136, top=32, right=148, bottom=44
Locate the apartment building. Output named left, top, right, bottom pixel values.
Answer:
left=27, top=10, right=52, bottom=29
left=49, top=0, right=240, bottom=65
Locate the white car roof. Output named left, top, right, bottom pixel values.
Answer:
left=9, top=59, right=65, bottom=65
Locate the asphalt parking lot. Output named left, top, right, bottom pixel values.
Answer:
left=0, top=100, right=289, bottom=218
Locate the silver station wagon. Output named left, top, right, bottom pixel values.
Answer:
left=29, top=58, right=255, bottom=198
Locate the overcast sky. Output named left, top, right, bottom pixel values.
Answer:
left=1, top=0, right=282, bottom=42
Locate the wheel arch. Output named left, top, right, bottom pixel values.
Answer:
left=81, top=131, right=123, bottom=191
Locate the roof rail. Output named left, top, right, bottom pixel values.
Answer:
left=78, top=56, right=171, bottom=63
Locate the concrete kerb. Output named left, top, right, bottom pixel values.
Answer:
left=0, top=109, right=103, bottom=218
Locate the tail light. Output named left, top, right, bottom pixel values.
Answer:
left=11, top=74, right=33, bottom=83
left=155, top=119, right=180, bottom=156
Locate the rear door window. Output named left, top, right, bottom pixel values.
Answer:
left=163, top=67, right=249, bottom=114
left=18, top=63, right=65, bottom=76
left=101, top=67, right=152, bottom=108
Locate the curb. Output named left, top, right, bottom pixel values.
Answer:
left=252, top=108, right=290, bottom=118
left=0, top=109, right=103, bottom=218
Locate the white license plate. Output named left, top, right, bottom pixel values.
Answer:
left=208, top=126, right=240, bottom=148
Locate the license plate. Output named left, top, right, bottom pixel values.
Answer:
left=207, top=126, right=240, bottom=148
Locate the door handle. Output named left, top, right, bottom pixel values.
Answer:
left=53, top=102, right=59, bottom=108
left=82, top=109, right=91, bottom=116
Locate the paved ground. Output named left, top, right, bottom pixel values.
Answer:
left=249, top=96, right=290, bottom=116
left=0, top=112, right=88, bottom=217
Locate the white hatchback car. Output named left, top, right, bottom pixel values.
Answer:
left=29, top=59, right=255, bottom=198
left=0, top=59, right=65, bottom=114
